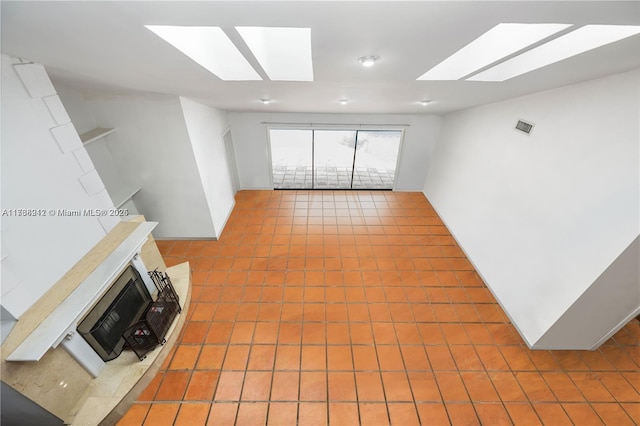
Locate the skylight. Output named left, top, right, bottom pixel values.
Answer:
left=145, top=25, right=261, bottom=81
left=469, top=25, right=640, bottom=81
left=417, top=23, right=571, bottom=81
left=236, top=27, right=314, bottom=81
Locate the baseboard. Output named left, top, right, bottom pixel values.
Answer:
left=589, top=305, right=640, bottom=350
left=216, top=199, right=236, bottom=239
left=153, top=237, right=218, bottom=241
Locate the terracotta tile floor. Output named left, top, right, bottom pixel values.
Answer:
left=118, top=190, right=640, bottom=425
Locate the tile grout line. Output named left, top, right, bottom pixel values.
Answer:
left=133, top=191, right=640, bottom=426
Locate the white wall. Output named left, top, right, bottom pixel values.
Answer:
left=423, top=69, right=640, bottom=347
left=56, top=84, right=136, bottom=211
left=83, top=139, right=131, bottom=205
left=55, top=87, right=216, bottom=238
left=228, top=112, right=441, bottom=190
left=1, top=54, right=116, bottom=318
left=180, top=97, right=235, bottom=238
left=51, top=84, right=95, bottom=135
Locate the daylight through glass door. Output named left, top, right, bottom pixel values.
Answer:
left=270, top=129, right=313, bottom=189
left=270, top=129, right=401, bottom=190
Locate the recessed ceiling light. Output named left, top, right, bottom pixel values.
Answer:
left=358, top=56, right=380, bottom=67
left=417, top=23, right=571, bottom=80
left=260, top=98, right=273, bottom=105
left=237, top=27, right=314, bottom=81
left=339, top=99, right=348, bottom=105
left=469, top=24, right=640, bottom=81
left=145, top=25, right=261, bottom=81
left=419, top=100, right=432, bottom=106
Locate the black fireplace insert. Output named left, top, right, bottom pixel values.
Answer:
left=77, top=265, right=152, bottom=361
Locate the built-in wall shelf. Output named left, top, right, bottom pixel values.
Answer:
left=80, top=127, right=116, bottom=145
left=112, top=187, right=142, bottom=209
left=6, top=221, right=157, bottom=362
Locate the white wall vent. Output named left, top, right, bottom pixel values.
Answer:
left=515, top=119, right=535, bottom=135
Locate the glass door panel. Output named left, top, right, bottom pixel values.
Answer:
left=352, top=130, right=401, bottom=189
left=313, top=130, right=356, bottom=189
left=270, top=128, right=402, bottom=190
left=269, top=129, right=313, bottom=189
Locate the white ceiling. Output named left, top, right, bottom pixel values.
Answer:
left=2, top=1, right=639, bottom=115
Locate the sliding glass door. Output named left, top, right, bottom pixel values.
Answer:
left=269, top=128, right=402, bottom=190
left=352, top=131, right=401, bottom=189
left=313, top=130, right=356, bottom=189
left=270, top=129, right=313, bottom=189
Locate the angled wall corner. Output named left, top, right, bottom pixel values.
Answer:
left=533, top=236, right=640, bottom=349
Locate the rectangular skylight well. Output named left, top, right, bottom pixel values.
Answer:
left=417, top=23, right=571, bottom=81
left=145, top=25, right=261, bottom=81
left=469, top=25, right=640, bottom=81
left=236, top=27, right=314, bottom=81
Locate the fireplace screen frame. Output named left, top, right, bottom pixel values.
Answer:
left=77, top=265, right=152, bottom=361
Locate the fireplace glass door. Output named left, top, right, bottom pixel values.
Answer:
left=77, top=266, right=152, bottom=361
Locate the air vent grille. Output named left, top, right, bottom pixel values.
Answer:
left=515, top=119, right=534, bottom=134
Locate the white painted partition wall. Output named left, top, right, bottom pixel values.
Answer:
left=179, top=97, right=235, bottom=238
left=1, top=54, right=118, bottom=319
left=423, top=69, right=640, bottom=349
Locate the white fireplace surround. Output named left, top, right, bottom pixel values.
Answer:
left=6, top=222, right=158, bottom=377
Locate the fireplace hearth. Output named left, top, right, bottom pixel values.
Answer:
left=0, top=219, right=193, bottom=425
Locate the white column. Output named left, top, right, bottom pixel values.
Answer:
left=131, top=251, right=156, bottom=298
left=60, top=331, right=105, bottom=378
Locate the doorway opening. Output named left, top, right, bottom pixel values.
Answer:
left=269, top=128, right=402, bottom=190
